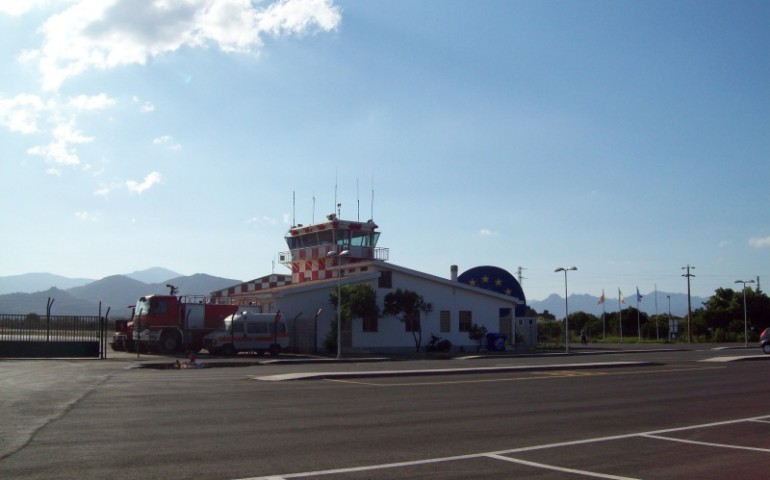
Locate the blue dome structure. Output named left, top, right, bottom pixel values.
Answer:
left=457, top=266, right=527, bottom=316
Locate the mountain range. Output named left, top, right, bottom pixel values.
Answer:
left=0, top=268, right=707, bottom=319
left=528, top=292, right=708, bottom=320
left=0, top=269, right=242, bottom=317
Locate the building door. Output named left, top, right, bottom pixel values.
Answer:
left=499, top=308, right=512, bottom=345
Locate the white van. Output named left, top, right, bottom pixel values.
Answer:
left=203, top=309, right=288, bottom=356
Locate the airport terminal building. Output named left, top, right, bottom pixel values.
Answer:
left=211, top=215, right=533, bottom=354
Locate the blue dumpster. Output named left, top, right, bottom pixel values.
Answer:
left=486, top=333, right=507, bottom=351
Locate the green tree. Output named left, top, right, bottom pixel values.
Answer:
left=468, top=323, right=488, bottom=352
left=568, top=312, right=600, bottom=340
left=383, top=288, right=432, bottom=352
left=327, top=284, right=380, bottom=353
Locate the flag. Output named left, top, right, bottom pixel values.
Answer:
left=636, top=287, right=643, bottom=303
left=619, top=289, right=625, bottom=304
left=597, top=289, right=605, bottom=304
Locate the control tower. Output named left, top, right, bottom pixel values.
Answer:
left=278, top=214, right=389, bottom=284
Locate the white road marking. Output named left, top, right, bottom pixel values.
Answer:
left=485, top=453, right=642, bottom=480
left=234, top=414, right=770, bottom=480
left=641, top=434, right=770, bottom=452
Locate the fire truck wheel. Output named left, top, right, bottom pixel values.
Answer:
left=159, top=331, right=181, bottom=354
left=269, top=344, right=281, bottom=356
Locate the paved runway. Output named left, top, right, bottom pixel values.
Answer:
left=1, top=346, right=768, bottom=479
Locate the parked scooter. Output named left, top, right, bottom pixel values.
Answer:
left=426, top=333, right=452, bottom=352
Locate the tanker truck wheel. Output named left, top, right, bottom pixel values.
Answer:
left=221, top=344, right=236, bottom=356
left=159, top=331, right=182, bottom=354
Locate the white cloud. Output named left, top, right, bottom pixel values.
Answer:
left=74, top=210, right=99, bottom=221
left=132, top=96, right=155, bottom=112
left=153, top=134, right=182, bottom=150
left=247, top=216, right=278, bottom=226
left=749, top=236, right=770, bottom=248
left=24, top=0, right=342, bottom=91
left=27, top=120, right=93, bottom=166
left=1, top=92, right=115, bottom=169
left=93, top=186, right=111, bottom=196
left=126, top=171, right=162, bottom=193
left=0, top=0, right=61, bottom=16
left=479, top=228, right=496, bottom=237
left=0, top=94, right=47, bottom=133
left=67, top=93, right=115, bottom=110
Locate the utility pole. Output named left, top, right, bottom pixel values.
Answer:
left=682, top=265, right=695, bottom=343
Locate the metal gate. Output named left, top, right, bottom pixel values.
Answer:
left=0, top=313, right=107, bottom=358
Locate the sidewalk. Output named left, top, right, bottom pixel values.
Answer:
left=114, top=341, right=766, bottom=374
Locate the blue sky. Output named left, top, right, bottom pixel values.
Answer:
left=1, top=0, right=768, bottom=302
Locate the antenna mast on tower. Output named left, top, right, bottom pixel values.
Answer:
left=517, top=266, right=527, bottom=285
left=371, top=173, right=375, bottom=220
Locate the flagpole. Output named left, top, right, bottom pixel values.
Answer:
left=601, top=289, right=606, bottom=339
left=636, top=287, right=641, bottom=343
left=597, top=289, right=606, bottom=340
left=654, top=284, right=659, bottom=341
left=618, top=289, right=624, bottom=341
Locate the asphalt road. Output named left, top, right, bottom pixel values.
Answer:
left=1, top=346, right=769, bottom=480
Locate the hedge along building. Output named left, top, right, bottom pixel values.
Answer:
left=210, top=214, right=530, bottom=354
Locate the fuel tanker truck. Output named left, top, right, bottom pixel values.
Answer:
left=111, top=294, right=237, bottom=354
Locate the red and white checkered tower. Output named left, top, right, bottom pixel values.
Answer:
left=278, top=214, right=388, bottom=284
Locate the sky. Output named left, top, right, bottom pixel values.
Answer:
left=1, top=0, right=768, bottom=302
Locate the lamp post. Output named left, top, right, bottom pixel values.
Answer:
left=328, top=250, right=350, bottom=359
left=735, top=279, right=755, bottom=347
left=682, top=265, right=694, bottom=343
left=666, top=295, right=671, bottom=341
left=555, top=267, right=577, bottom=353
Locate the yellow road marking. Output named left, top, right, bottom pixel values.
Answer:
left=323, top=365, right=726, bottom=387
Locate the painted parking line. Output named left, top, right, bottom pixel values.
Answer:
left=485, top=453, right=641, bottom=480
left=640, top=433, right=770, bottom=453
left=234, top=414, right=770, bottom=480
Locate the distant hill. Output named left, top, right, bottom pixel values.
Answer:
left=162, top=273, right=243, bottom=297
left=124, top=267, right=182, bottom=284
left=0, top=288, right=101, bottom=316
left=0, top=273, right=94, bottom=295
left=0, top=271, right=242, bottom=317
left=66, top=275, right=156, bottom=312
left=529, top=291, right=708, bottom=319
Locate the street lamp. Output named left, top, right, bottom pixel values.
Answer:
left=555, top=267, right=577, bottom=353
left=328, top=249, right=350, bottom=359
left=735, top=279, right=755, bottom=347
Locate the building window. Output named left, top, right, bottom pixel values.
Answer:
left=440, top=310, right=451, bottom=333
left=363, top=313, right=378, bottom=332
left=459, top=310, right=472, bottom=332
left=405, top=311, right=420, bottom=332
left=378, top=270, right=393, bottom=289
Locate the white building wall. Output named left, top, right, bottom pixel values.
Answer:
left=265, top=266, right=520, bottom=354
left=351, top=269, right=518, bottom=352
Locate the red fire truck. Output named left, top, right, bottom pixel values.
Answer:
left=111, top=294, right=237, bottom=354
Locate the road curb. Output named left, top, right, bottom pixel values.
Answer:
left=251, top=360, right=657, bottom=381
